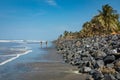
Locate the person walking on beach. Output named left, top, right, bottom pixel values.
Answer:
left=40, top=41, right=42, bottom=48
left=46, top=41, right=48, bottom=48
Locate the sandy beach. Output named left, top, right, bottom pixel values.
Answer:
left=0, top=43, right=87, bottom=80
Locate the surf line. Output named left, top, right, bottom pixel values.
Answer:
left=0, top=50, right=32, bottom=66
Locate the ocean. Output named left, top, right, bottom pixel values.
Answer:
left=0, top=40, right=49, bottom=66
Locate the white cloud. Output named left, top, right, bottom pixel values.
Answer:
left=46, top=0, right=57, bottom=6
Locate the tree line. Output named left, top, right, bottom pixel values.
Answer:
left=58, top=4, right=120, bottom=40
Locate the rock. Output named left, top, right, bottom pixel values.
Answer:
left=115, top=67, right=120, bottom=73
left=67, top=54, right=74, bottom=60
left=56, top=34, right=120, bottom=80
left=75, top=41, right=81, bottom=47
left=96, top=60, right=104, bottom=68
left=79, top=67, right=84, bottom=73
left=111, top=49, right=118, bottom=54
left=74, top=53, right=81, bottom=59
left=103, top=55, right=115, bottom=65
left=114, top=54, right=120, bottom=59
left=98, top=51, right=107, bottom=57
left=86, top=61, right=92, bottom=67
left=104, top=74, right=117, bottom=80
left=117, top=48, right=120, bottom=53
left=64, top=58, right=69, bottom=63
left=109, top=74, right=117, bottom=80
left=76, top=50, right=82, bottom=54
left=82, top=57, right=91, bottom=61
left=72, top=58, right=81, bottom=66
left=89, top=69, right=96, bottom=75
left=92, top=50, right=106, bottom=59
left=100, top=66, right=116, bottom=74
left=101, top=47, right=109, bottom=54
left=107, top=63, right=114, bottom=68
left=81, top=51, right=90, bottom=57
left=70, top=61, right=75, bottom=65
left=114, top=60, right=120, bottom=67
left=89, top=57, right=96, bottom=67
left=83, top=67, right=92, bottom=73
left=112, top=35, right=118, bottom=40
left=93, top=43, right=99, bottom=47
left=110, top=41, right=117, bottom=48
left=86, top=45, right=90, bottom=48
left=92, top=70, right=104, bottom=80
left=86, top=75, right=94, bottom=80
left=115, top=72, right=120, bottom=80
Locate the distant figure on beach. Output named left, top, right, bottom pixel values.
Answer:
left=46, top=41, right=48, bottom=48
left=40, top=41, right=42, bottom=48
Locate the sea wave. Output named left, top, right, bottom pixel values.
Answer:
left=0, top=50, right=32, bottom=66
left=0, top=40, right=46, bottom=43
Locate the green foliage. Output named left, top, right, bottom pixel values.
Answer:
left=79, top=4, right=120, bottom=38
left=63, top=30, right=69, bottom=37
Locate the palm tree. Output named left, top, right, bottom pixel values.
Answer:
left=82, top=22, right=95, bottom=37
left=59, top=34, right=63, bottom=39
left=58, top=4, right=120, bottom=40
left=96, top=4, right=119, bottom=33
left=63, top=30, right=69, bottom=37
left=118, top=22, right=120, bottom=33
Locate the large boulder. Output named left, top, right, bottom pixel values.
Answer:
left=75, top=41, right=81, bottom=47
left=92, top=70, right=104, bottom=80
left=104, top=74, right=116, bottom=80
left=115, top=72, right=120, bottom=80
left=83, top=67, right=92, bottom=73
left=114, top=60, right=120, bottom=69
left=103, top=55, right=115, bottom=65
left=96, top=60, right=104, bottom=68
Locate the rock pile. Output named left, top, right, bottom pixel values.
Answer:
left=57, top=34, right=120, bottom=80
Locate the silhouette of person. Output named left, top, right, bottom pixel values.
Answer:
left=45, top=41, right=48, bottom=48
left=40, top=41, right=42, bottom=48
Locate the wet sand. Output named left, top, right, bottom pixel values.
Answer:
left=0, top=44, right=87, bottom=80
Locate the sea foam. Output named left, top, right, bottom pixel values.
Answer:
left=0, top=50, right=32, bottom=66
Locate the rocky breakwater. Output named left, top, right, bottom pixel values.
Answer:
left=57, top=34, right=120, bottom=80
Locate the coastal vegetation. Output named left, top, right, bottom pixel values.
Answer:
left=58, top=4, right=120, bottom=40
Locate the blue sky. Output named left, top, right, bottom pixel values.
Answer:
left=0, top=0, right=120, bottom=40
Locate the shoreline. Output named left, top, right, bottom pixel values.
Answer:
left=0, top=43, right=87, bottom=80
left=0, top=50, right=32, bottom=66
